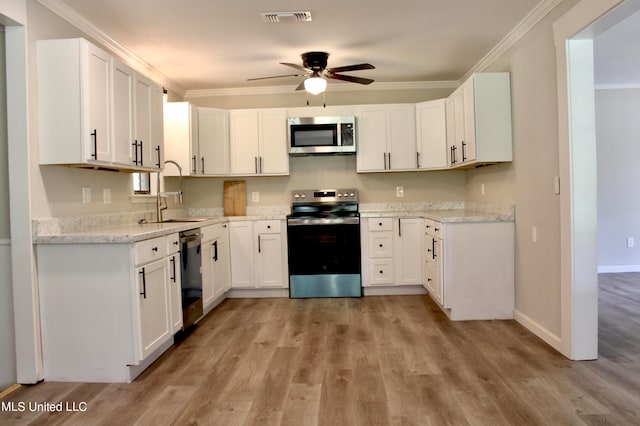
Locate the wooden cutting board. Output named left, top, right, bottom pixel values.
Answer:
left=223, top=180, right=246, bottom=216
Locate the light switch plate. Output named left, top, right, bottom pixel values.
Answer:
left=396, top=186, right=404, bottom=197
left=252, top=191, right=259, bottom=202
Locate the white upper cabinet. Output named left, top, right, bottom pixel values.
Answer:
left=415, top=99, right=448, bottom=170
left=37, top=38, right=164, bottom=171
left=163, top=103, right=229, bottom=176
left=163, top=102, right=194, bottom=176
left=356, top=104, right=417, bottom=172
left=197, top=107, right=230, bottom=175
left=229, top=109, right=288, bottom=176
left=134, top=73, right=163, bottom=169
left=447, top=73, right=512, bottom=168
left=38, top=38, right=112, bottom=166
left=112, top=60, right=135, bottom=166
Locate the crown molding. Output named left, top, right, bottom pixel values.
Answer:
left=37, top=0, right=186, bottom=96
left=464, top=0, right=564, bottom=79
left=185, top=80, right=460, bottom=98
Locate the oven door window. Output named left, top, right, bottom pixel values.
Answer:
left=287, top=223, right=361, bottom=275
left=291, top=124, right=338, bottom=147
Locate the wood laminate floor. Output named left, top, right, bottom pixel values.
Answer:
left=2, top=275, right=640, bottom=425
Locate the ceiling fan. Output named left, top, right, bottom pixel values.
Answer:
left=247, top=51, right=375, bottom=94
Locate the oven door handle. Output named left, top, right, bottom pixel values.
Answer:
left=287, top=217, right=360, bottom=226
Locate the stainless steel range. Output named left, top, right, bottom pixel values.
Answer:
left=287, top=188, right=362, bottom=298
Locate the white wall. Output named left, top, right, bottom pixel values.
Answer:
left=596, top=88, right=640, bottom=271
left=466, top=0, right=581, bottom=341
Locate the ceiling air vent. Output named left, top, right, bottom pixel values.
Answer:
left=261, top=11, right=312, bottom=23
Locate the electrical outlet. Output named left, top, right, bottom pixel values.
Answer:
left=82, top=187, right=91, bottom=204
left=627, top=237, right=634, bottom=248
left=396, top=186, right=404, bottom=197
left=532, top=226, right=537, bottom=243
left=252, top=191, right=259, bottom=202
left=481, top=183, right=485, bottom=196
left=103, top=188, right=111, bottom=204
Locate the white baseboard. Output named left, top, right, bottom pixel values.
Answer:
left=363, top=285, right=427, bottom=296
left=226, top=288, right=289, bottom=298
left=513, top=309, right=562, bottom=353
left=597, top=265, right=640, bottom=273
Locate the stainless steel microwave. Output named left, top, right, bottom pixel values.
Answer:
left=288, top=116, right=356, bottom=155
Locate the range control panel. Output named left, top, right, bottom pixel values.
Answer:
left=291, top=188, right=358, bottom=204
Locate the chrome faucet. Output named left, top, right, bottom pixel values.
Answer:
left=156, top=160, right=183, bottom=222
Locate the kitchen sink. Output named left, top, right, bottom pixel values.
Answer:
left=162, top=217, right=212, bottom=222
left=140, top=217, right=214, bottom=224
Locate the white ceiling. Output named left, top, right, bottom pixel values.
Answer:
left=42, top=0, right=640, bottom=93
left=51, top=0, right=542, bottom=92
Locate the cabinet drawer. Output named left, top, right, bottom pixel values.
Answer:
left=166, top=233, right=180, bottom=254
left=135, top=236, right=167, bottom=265
left=368, top=259, right=394, bottom=285
left=424, top=219, right=442, bottom=238
left=254, top=220, right=281, bottom=234
left=368, top=232, right=393, bottom=258
left=368, top=218, right=393, bottom=232
left=202, top=224, right=223, bottom=242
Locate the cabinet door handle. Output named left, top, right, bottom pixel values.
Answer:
left=132, top=140, right=139, bottom=165
left=254, top=157, right=258, bottom=174
left=170, top=256, right=176, bottom=282
left=139, top=268, right=147, bottom=299
left=192, top=155, right=197, bottom=174
left=258, top=235, right=261, bottom=253
left=155, top=146, right=161, bottom=168
left=398, top=218, right=402, bottom=237
left=388, top=152, right=391, bottom=170
left=259, top=156, right=263, bottom=174
left=416, top=152, right=420, bottom=169
left=139, top=140, right=144, bottom=166
left=90, top=129, right=98, bottom=160
left=462, top=141, right=467, bottom=162
left=213, top=240, right=218, bottom=261
left=432, top=238, right=437, bottom=260
left=201, top=157, right=205, bottom=174
left=383, top=153, right=387, bottom=170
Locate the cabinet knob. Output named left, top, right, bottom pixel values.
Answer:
left=152, top=247, right=158, bottom=252
left=173, top=241, right=179, bottom=246
left=379, top=243, right=383, bottom=247
left=378, top=222, right=383, bottom=226
left=267, top=225, right=271, bottom=229
left=379, top=270, right=384, bottom=274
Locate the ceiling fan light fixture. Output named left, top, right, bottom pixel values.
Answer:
left=304, top=77, right=327, bottom=95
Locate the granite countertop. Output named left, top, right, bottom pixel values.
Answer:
left=33, top=202, right=513, bottom=244
left=33, top=214, right=288, bottom=244
left=360, top=209, right=514, bottom=223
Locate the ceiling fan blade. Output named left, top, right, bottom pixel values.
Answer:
left=326, top=73, right=374, bottom=85
left=294, top=80, right=306, bottom=91
left=327, top=63, right=375, bottom=73
left=280, top=62, right=309, bottom=72
left=247, top=73, right=306, bottom=81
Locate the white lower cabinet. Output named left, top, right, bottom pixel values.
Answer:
left=423, top=220, right=444, bottom=306
left=166, top=233, right=183, bottom=334
left=135, top=257, right=171, bottom=360
left=36, top=235, right=180, bottom=382
left=201, top=223, right=231, bottom=311
left=361, top=217, right=423, bottom=286
left=229, top=220, right=288, bottom=289
left=424, top=219, right=514, bottom=320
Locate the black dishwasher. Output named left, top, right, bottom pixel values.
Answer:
left=180, top=229, right=203, bottom=329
